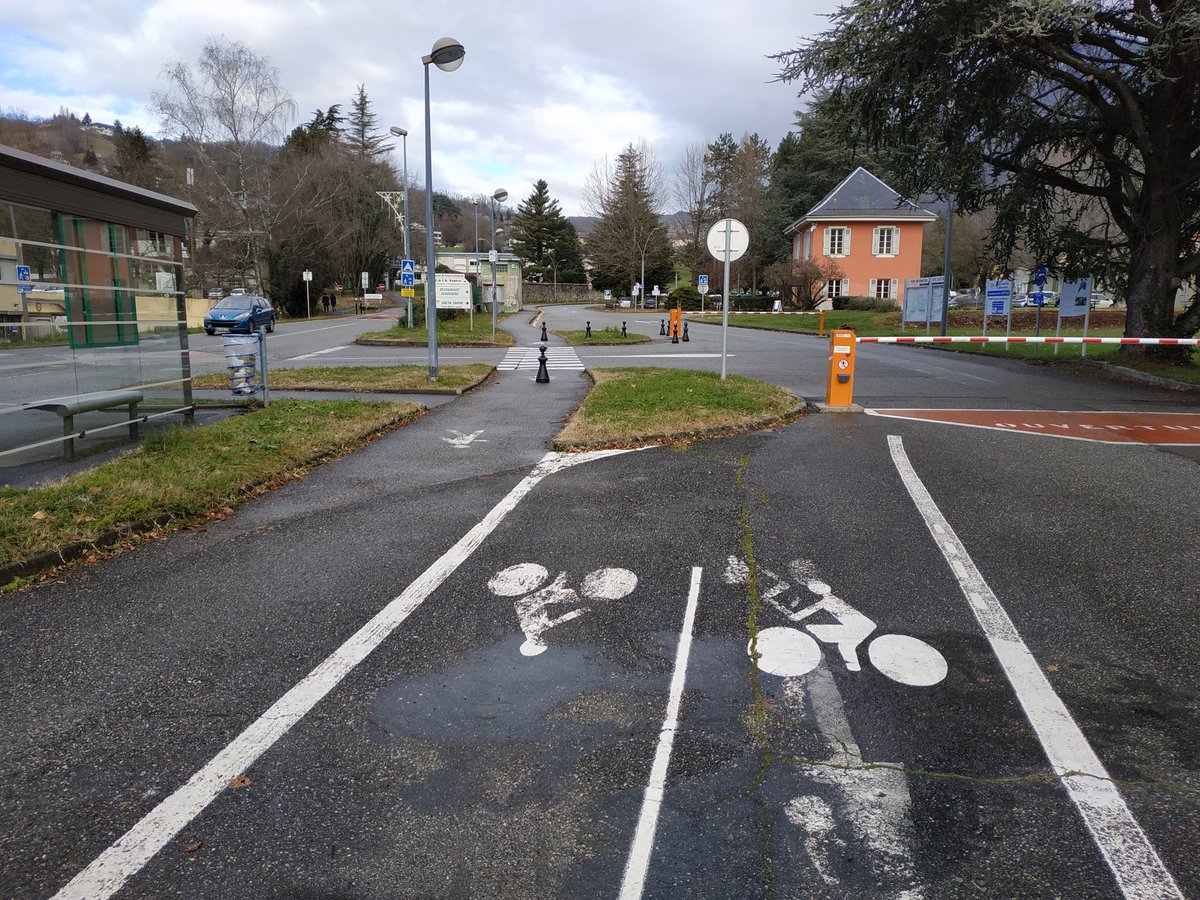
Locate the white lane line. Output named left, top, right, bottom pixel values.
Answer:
left=53, top=448, right=635, bottom=900
left=581, top=353, right=731, bottom=360
left=887, top=435, right=1182, bottom=900
left=619, top=566, right=703, bottom=900
left=287, top=345, right=350, bottom=361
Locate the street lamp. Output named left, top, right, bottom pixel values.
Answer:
left=490, top=187, right=507, bottom=341
left=388, top=125, right=413, bottom=327
left=547, top=248, right=558, bottom=303
left=420, top=37, right=465, bottom=381
left=638, top=225, right=663, bottom=310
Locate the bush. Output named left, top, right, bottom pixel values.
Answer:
left=832, top=295, right=897, bottom=311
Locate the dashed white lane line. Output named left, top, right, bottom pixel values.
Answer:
left=53, top=448, right=636, bottom=900
left=619, top=566, right=703, bottom=900
left=887, top=434, right=1182, bottom=900
left=288, top=345, right=350, bottom=360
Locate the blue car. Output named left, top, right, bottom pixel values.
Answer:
left=204, top=295, right=276, bottom=335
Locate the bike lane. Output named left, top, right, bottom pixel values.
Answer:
left=46, top=409, right=1192, bottom=898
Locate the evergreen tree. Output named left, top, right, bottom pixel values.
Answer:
left=112, top=126, right=159, bottom=188
left=81, top=112, right=92, bottom=126
left=347, top=85, right=387, bottom=157
left=585, top=144, right=672, bottom=294
left=508, top=180, right=585, bottom=282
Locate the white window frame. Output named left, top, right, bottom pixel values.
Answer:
left=823, top=278, right=849, bottom=299
left=823, top=226, right=849, bottom=258
left=873, top=226, right=899, bottom=257
left=870, top=277, right=898, bottom=300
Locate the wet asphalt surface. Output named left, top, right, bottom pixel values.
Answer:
left=1, top=307, right=1198, bottom=898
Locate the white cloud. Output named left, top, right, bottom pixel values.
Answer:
left=0, top=0, right=836, bottom=213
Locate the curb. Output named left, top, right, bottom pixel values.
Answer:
left=353, top=338, right=509, bottom=350
left=0, top=407, right=427, bottom=588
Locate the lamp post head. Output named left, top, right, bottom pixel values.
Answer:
left=389, top=126, right=408, bottom=137
left=492, top=188, right=508, bottom=204
left=424, top=37, right=465, bottom=72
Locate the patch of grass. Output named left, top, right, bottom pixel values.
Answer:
left=555, top=368, right=802, bottom=448
left=0, top=399, right=422, bottom=576
left=191, top=364, right=494, bottom=393
left=553, top=326, right=652, bottom=346
left=359, top=313, right=515, bottom=345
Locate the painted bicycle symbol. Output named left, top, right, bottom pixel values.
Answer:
left=725, top=557, right=947, bottom=687
left=488, top=563, right=638, bottom=657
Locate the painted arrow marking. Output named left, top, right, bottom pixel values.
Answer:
left=442, top=429, right=487, bottom=449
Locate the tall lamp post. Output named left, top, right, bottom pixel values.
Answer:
left=547, top=248, right=558, bottom=303
left=489, top=187, right=507, bottom=341
left=387, top=126, right=413, bottom=328
left=638, top=225, right=663, bottom=310
left=420, top=37, right=465, bottom=381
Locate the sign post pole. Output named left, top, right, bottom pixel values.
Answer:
left=706, top=218, right=749, bottom=381
left=302, top=268, right=312, bottom=319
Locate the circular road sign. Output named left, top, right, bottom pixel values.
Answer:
left=707, top=218, right=749, bottom=262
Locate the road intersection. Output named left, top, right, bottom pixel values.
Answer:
left=1, top=304, right=1196, bottom=898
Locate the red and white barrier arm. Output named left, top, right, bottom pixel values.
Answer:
left=682, top=310, right=823, bottom=316
left=856, top=335, right=1199, bottom=346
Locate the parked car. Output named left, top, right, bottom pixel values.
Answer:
left=229, top=287, right=248, bottom=296
left=1015, top=291, right=1059, bottom=307
left=643, top=296, right=658, bottom=309
left=1089, top=293, right=1119, bottom=309
left=206, top=288, right=226, bottom=300
left=204, top=294, right=276, bottom=335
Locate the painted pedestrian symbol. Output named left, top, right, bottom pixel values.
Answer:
left=724, top=557, right=947, bottom=687
left=488, top=563, right=637, bottom=656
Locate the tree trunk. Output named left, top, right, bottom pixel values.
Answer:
left=1120, top=192, right=1191, bottom=363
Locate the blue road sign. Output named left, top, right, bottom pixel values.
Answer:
left=400, top=259, right=415, bottom=288
left=16, top=265, right=31, bottom=294
left=698, top=274, right=708, bottom=285
left=1033, top=265, right=1048, bottom=288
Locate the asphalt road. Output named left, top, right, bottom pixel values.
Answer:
left=1, top=305, right=1197, bottom=898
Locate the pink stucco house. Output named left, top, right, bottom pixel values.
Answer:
left=784, top=167, right=936, bottom=304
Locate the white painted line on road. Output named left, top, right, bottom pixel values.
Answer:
left=887, top=435, right=1182, bottom=900
left=288, top=345, right=349, bottom=360
left=581, top=353, right=733, bottom=360
left=620, top=565, right=703, bottom=900
left=53, top=448, right=637, bottom=900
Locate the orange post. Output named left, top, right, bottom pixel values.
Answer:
left=669, top=306, right=682, bottom=339
left=825, top=329, right=858, bottom=406
left=818, top=310, right=825, bottom=337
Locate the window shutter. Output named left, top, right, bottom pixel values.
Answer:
left=869, top=278, right=878, bottom=298
left=823, top=228, right=832, bottom=256
left=893, top=227, right=900, bottom=255
left=842, top=279, right=850, bottom=297
left=843, top=227, right=851, bottom=256
left=890, top=278, right=898, bottom=298
left=873, top=226, right=882, bottom=256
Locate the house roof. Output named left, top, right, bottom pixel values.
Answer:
left=784, top=167, right=936, bottom=234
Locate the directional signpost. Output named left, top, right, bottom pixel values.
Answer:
left=707, top=218, right=749, bottom=380
left=400, top=259, right=415, bottom=327
left=1033, top=264, right=1048, bottom=337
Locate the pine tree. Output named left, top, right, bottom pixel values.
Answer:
left=585, top=144, right=672, bottom=294
left=347, top=85, right=386, bottom=156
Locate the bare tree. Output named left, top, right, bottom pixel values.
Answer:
left=152, top=39, right=296, bottom=290
left=673, top=142, right=716, bottom=275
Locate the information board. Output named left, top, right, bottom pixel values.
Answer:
left=434, top=273, right=472, bottom=309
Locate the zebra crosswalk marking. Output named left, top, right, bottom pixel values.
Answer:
left=497, top=346, right=585, bottom=372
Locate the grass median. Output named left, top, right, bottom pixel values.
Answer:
left=553, top=326, right=652, bottom=345
left=1, top=398, right=423, bottom=586
left=553, top=368, right=803, bottom=450
left=358, top=312, right=516, bottom=345
left=192, top=364, right=494, bottom=394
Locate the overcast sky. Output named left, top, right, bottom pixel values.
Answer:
left=0, top=1, right=839, bottom=215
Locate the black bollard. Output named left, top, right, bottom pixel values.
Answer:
left=540, top=322, right=548, bottom=341
left=535, top=345, right=550, bottom=383
left=621, top=321, right=627, bottom=338
left=660, top=319, right=666, bottom=336
left=682, top=321, right=690, bottom=342
left=585, top=321, right=591, bottom=339
left=671, top=321, right=679, bottom=344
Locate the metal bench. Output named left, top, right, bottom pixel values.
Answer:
left=23, top=389, right=145, bottom=461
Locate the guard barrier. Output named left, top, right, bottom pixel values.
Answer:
left=825, top=332, right=1197, bottom=408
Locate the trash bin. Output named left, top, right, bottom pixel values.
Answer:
left=223, top=334, right=260, bottom=396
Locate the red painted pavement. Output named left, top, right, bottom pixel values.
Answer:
left=865, top=409, right=1200, bottom=445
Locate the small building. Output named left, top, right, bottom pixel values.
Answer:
left=785, top=167, right=936, bottom=305
left=434, top=251, right=524, bottom=310
left=1, top=142, right=198, bottom=463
